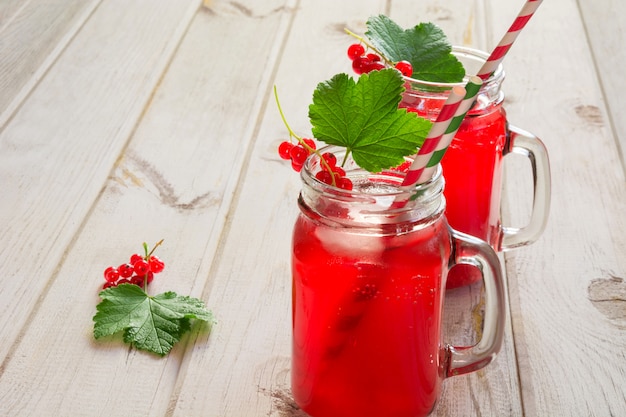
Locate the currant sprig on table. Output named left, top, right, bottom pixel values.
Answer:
left=102, top=239, right=165, bottom=290
left=93, top=240, right=213, bottom=357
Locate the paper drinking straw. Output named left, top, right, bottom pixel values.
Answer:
left=477, top=0, right=544, bottom=80
left=401, top=85, right=466, bottom=187
left=412, top=76, right=483, bottom=184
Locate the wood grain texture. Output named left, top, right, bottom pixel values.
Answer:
left=0, top=0, right=293, bottom=416
left=0, top=0, right=100, bottom=128
left=577, top=0, right=626, bottom=173
left=0, top=0, right=201, bottom=394
left=497, top=0, right=626, bottom=415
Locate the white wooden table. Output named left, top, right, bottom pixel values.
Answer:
left=1, top=0, right=625, bottom=416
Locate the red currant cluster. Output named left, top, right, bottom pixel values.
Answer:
left=347, top=43, right=413, bottom=78
left=102, top=253, right=165, bottom=290
left=278, top=138, right=316, bottom=172
left=314, top=151, right=353, bottom=190
left=278, top=139, right=353, bottom=190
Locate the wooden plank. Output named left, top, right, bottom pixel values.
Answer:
left=577, top=0, right=626, bottom=169
left=0, top=0, right=101, bottom=128
left=391, top=2, right=524, bottom=416
left=0, top=0, right=294, bottom=416
left=494, top=0, right=626, bottom=415
left=389, top=0, right=485, bottom=48
left=0, top=0, right=200, bottom=366
left=166, top=0, right=398, bottom=416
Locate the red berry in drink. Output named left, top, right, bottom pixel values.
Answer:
left=322, top=152, right=337, bottom=168
left=148, top=255, right=165, bottom=273
left=332, top=166, right=346, bottom=178
left=133, top=259, right=150, bottom=276
left=347, top=43, right=365, bottom=60
left=118, top=263, right=134, bottom=278
left=278, top=141, right=294, bottom=160
left=395, top=60, right=413, bottom=77
left=104, top=266, right=119, bottom=283
left=315, top=170, right=334, bottom=185
left=337, top=177, right=354, bottom=190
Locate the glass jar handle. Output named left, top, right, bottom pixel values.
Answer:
left=444, top=229, right=506, bottom=377
left=500, top=124, right=551, bottom=251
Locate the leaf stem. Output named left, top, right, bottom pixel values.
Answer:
left=273, top=86, right=338, bottom=186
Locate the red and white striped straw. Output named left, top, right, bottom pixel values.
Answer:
left=477, top=0, right=543, bottom=80
left=411, top=76, right=483, bottom=185
left=401, top=85, right=466, bottom=187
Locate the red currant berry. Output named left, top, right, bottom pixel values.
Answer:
left=103, top=281, right=117, bottom=289
left=332, top=166, right=346, bottom=178
left=290, top=145, right=308, bottom=165
left=148, top=255, right=165, bottom=273
left=104, top=266, right=119, bottom=283
left=302, top=138, right=316, bottom=152
left=118, top=263, right=134, bottom=278
left=315, top=170, right=334, bottom=185
left=133, top=259, right=150, bottom=276
left=278, top=141, right=293, bottom=160
left=130, top=253, right=143, bottom=265
left=395, top=60, right=413, bottom=77
left=291, top=160, right=304, bottom=172
left=322, top=152, right=337, bottom=168
left=347, top=43, right=365, bottom=60
left=352, top=56, right=370, bottom=75
left=117, top=278, right=131, bottom=285
left=146, top=271, right=154, bottom=284
left=366, top=53, right=381, bottom=62
left=364, top=61, right=385, bottom=73
left=337, top=177, right=354, bottom=190
left=130, top=275, right=144, bottom=286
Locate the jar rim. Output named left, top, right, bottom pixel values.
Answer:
left=301, top=146, right=443, bottom=199
left=403, top=46, right=505, bottom=88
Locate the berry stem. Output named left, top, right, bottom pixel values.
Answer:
left=344, top=28, right=394, bottom=67
left=146, top=239, right=164, bottom=258
left=141, top=239, right=164, bottom=292
left=273, top=86, right=338, bottom=185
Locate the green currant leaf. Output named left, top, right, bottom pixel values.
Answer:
left=93, top=284, right=213, bottom=356
left=308, top=68, right=432, bottom=172
left=365, top=15, right=465, bottom=83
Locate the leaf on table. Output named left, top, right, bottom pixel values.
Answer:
left=93, top=283, right=213, bottom=356
left=365, top=15, right=465, bottom=83
left=308, top=68, right=432, bottom=172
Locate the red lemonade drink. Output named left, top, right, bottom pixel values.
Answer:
left=400, top=47, right=550, bottom=288
left=292, top=200, right=449, bottom=417
left=290, top=148, right=506, bottom=417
